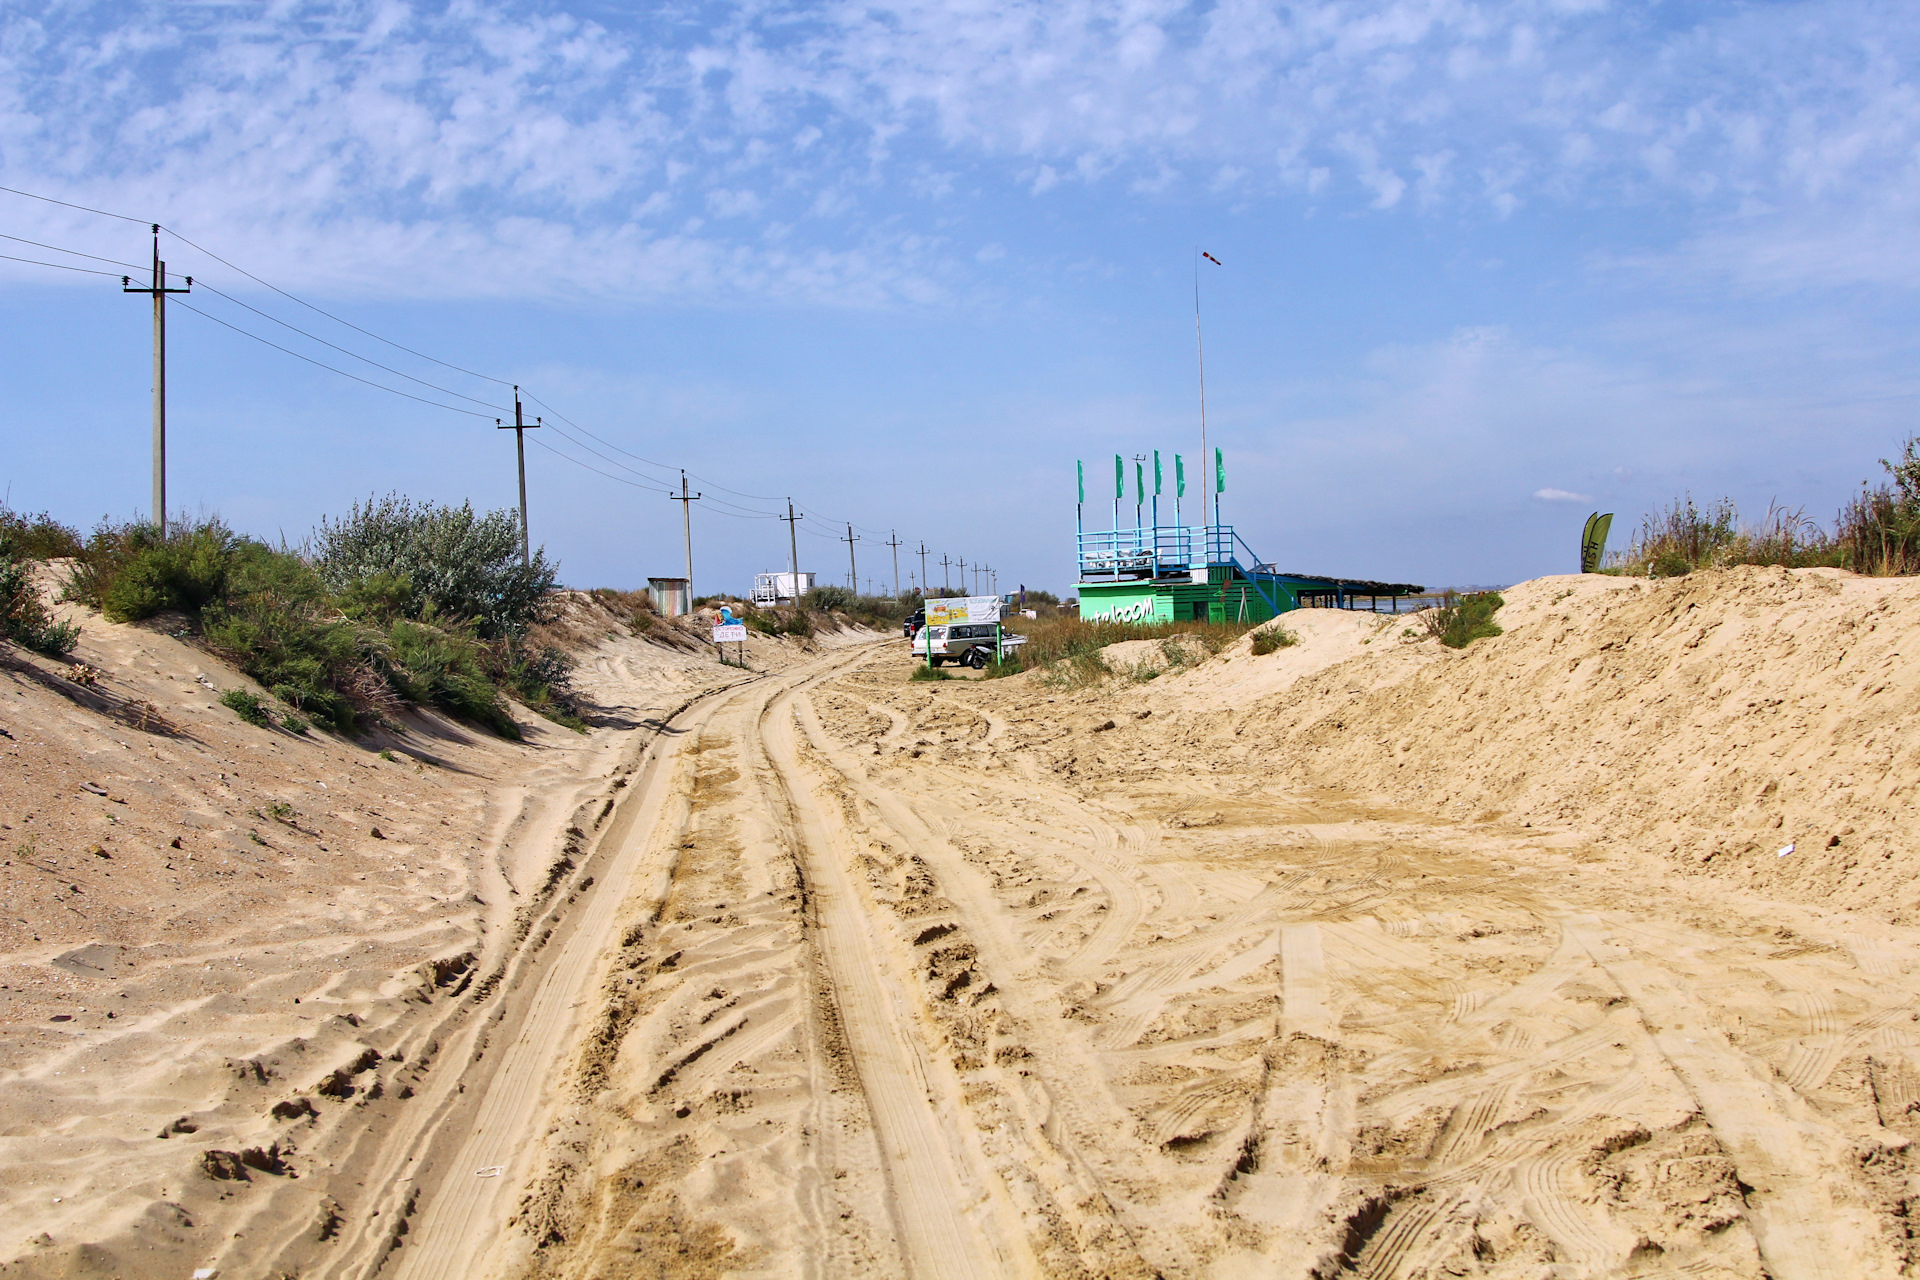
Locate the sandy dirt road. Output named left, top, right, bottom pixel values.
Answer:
left=357, top=616, right=1920, bottom=1280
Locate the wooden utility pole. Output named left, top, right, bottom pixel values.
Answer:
left=496, top=386, right=541, bottom=565
left=885, top=530, right=903, bottom=597
left=780, top=499, right=803, bottom=601
left=841, top=523, right=860, bottom=592
left=669, top=469, right=701, bottom=607
left=122, top=225, right=190, bottom=537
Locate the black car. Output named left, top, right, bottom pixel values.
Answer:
left=903, top=609, right=924, bottom=639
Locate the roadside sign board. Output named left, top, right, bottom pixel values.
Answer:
left=924, top=596, right=1001, bottom=626
left=713, top=622, right=748, bottom=643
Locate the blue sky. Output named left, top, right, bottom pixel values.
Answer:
left=3, top=0, right=1918, bottom=595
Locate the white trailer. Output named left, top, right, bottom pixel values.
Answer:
left=752, top=571, right=816, bottom=605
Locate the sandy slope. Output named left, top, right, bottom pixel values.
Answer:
left=488, top=569, right=1920, bottom=1279
left=0, top=592, right=825, bottom=1279
left=16, top=567, right=1920, bottom=1278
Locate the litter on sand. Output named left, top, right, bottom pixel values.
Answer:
left=1778, top=843, right=1796, bottom=857
left=475, top=1165, right=505, bottom=1177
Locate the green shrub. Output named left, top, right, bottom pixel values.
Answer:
left=909, top=664, right=951, bottom=681
left=802, top=585, right=855, bottom=613
left=47, top=496, right=567, bottom=742
left=0, top=507, right=83, bottom=560
left=219, top=688, right=271, bottom=726
left=281, top=711, right=311, bottom=735
left=1422, top=592, right=1505, bottom=648
left=385, top=620, right=520, bottom=739
left=485, top=637, right=584, bottom=732
left=200, top=547, right=362, bottom=732
left=0, top=555, right=79, bottom=655
left=65, top=517, right=241, bottom=621
left=1250, top=626, right=1298, bottom=655
left=313, top=494, right=557, bottom=638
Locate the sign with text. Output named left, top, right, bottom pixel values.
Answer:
left=712, top=622, right=748, bottom=644
left=924, top=596, right=1001, bottom=626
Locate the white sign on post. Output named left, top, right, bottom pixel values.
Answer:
left=713, top=622, right=748, bottom=644
left=923, top=595, right=1001, bottom=626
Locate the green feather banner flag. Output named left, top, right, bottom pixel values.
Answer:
left=1114, top=455, right=1123, bottom=500
left=1153, top=451, right=1163, bottom=496
left=1215, top=448, right=1225, bottom=495
left=1135, top=459, right=1145, bottom=505
left=1176, top=454, right=1186, bottom=498
left=1077, top=460, right=1084, bottom=504
left=1581, top=511, right=1614, bottom=573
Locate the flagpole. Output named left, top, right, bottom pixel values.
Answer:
left=1195, top=250, right=1207, bottom=561
left=1195, top=248, right=1222, bottom=563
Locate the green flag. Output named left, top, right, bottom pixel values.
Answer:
left=1135, top=459, right=1144, bottom=505
left=1114, top=454, right=1123, bottom=500
left=1153, top=451, right=1163, bottom=496
left=1176, top=454, right=1186, bottom=498
left=1581, top=512, right=1614, bottom=573
left=1214, top=448, right=1224, bottom=495
left=1077, top=460, right=1084, bottom=504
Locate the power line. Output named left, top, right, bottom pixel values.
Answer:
left=173, top=298, right=497, bottom=419
left=526, top=436, right=779, bottom=518
left=193, top=280, right=508, bottom=412
left=158, top=226, right=515, bottom=388
left=0, top=232, right=142, bottom=271
left=0, top=184, right=148, bottom=226
left=0, top=184, right=922, bottom=565
left=0, top=252, right=121, bottom=277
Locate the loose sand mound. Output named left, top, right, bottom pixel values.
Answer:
left=0, top=587, right=816, bottom=1278
left=1143, top=566, right=1920, bottom=917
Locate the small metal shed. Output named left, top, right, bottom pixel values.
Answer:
left=649, top=577, right=691, bottom=617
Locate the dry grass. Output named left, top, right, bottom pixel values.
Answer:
left=998, top=615, right=1253, bottom=686
left=1612, top=496, right=1844, bottom=577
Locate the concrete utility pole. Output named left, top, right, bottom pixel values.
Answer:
left=842, top=523, right=860, bottom=592
left=495, top=386, right=542, bottom=566
left=885, top=530, right=903, bottom=597
left=781, top=499, right=803, bottom=602
left=941, top=554, right=951, bottom=595
left=917, top=543, right=929, bottom=597
left=122, top=225, right=190, bottom=537
left=669, top=469, right=701, bottom=602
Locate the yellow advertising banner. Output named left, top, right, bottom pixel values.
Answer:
left=924, top=596, right=1001, bottom=626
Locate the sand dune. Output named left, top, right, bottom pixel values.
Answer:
left=10, top=567, right=1920, bottom=1278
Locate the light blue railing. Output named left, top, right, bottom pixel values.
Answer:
left=1077, top=523, right=1287, bottom=616
left=1079, top=524, right=1257, bottom=577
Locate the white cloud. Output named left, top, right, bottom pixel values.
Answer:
left=2, top=0, right=1918, bottom=302
left=1533, top=487, right=1592, bottom=502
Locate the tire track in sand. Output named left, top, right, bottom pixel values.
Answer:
left=382, top=676, right=773, bottom=1280
left=759, top=682, right=1040, bottom=1280
left=1567, top=917, right=1857, bottom=1280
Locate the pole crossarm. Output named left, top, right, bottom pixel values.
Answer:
left=123, top=225, right=190, bottom=537
left=781, top=499, right=803, bottom=602
left=669, top=469, right=702, bottom=606
left=496, top=386, right=542, bottom=566
left=841, top=523, right=861, bottom=591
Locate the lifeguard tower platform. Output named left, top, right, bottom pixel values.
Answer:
left=1074, top=456, right=1421, bottom=623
